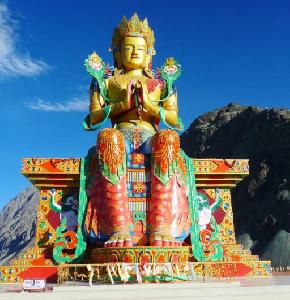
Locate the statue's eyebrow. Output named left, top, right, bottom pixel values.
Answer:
left=123, top=43, right=146, bottom=48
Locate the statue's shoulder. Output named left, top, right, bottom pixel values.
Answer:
left=106, top=73, right=127, bottom=89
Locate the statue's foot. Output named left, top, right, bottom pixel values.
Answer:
left=149, top=232, right=182, bottom=247
left=104, top=231, right=133, bottom=248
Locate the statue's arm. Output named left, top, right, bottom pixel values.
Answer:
left=91, top=76, right=134, bottom=122
left=144, top=93, right=179, bottom=126
left=142, top=83, right=179, bottom=127
left=89, top=83, right=107, bottom=125
left=109, top=102, right=128, bottom=118
left=161, top=92, right=179, bottom=126
left=90, top=79, right=127, bottom=124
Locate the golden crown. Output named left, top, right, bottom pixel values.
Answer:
left=111, top=13, right=155, bottom=54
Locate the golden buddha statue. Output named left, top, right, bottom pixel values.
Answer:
left=84, top=13, right=190, bottom=248
left=89, top=16, right=180, bottom=132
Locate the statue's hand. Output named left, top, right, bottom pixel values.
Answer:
left=140, top=82, right=160, bottom=117
left=123, top=79, right=140, bottom=111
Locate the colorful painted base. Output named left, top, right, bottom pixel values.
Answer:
left=86, top=246, right=190, bottom=264
left=0, top=157, right=272, bottom=283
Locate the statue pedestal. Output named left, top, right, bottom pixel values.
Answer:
left=0, top=157, right=271, bottom=283
left=86, top=246, right=190, bottom=264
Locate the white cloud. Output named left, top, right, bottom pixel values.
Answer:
left=0, top=3, right=49, bottom=77
left=29, top=98, right=88, bottom=112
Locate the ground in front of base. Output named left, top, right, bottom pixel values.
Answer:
left=1, top=276, right=290, bottom=300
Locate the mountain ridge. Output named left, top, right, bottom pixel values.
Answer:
left=181, top=103, right=290, bottom=266
left=0, top=186, right=38, bottom=264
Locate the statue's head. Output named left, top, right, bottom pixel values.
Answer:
left=111, top=13, right=155, bottom=74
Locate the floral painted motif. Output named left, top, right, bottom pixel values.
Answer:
left=146, top=78, right=164, bottom=94
left=97, top=128, right=126, bottom=184
left=152, top=129, right=186, bottom=185
left=152, top=129, right=180, bottom=173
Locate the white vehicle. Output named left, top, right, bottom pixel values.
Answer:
left=23, top=279, right=46, bottom=292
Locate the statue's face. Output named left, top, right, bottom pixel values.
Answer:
left=120, top=36, right=148, bottom=71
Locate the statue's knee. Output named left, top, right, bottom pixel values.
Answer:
left=153, top=129, right=180, bottom=152
left=97, top=128, right=125, bottom=155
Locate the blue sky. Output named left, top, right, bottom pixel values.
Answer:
left=0, top=0, right=290, bottom=208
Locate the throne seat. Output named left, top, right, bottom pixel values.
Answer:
left=126, top=153, right=151, bottom=245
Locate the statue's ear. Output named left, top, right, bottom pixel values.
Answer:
left=145, top=54, right=152, bottom=70
left=114, top=50, right=122, bottom=69
left=145, top=46, right=156, bottom=70
left=144, top=54, right=154, bottom=78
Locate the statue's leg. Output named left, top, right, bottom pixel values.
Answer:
left=97, top=128, right=132, bottom=248
left=149, top=129, right=183, bottom=247
left=85, top=167, right=102, bottom=240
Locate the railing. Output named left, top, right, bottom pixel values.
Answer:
left=57, top=262, right=239, bottom=285
left=272, top=266, right=290, bottom=273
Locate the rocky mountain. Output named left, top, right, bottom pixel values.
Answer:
left=181, top=103, right=290, bottom=266
left=0, top=103, right=289, bottom=266
left=0, top=186, right=38, bottom=264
